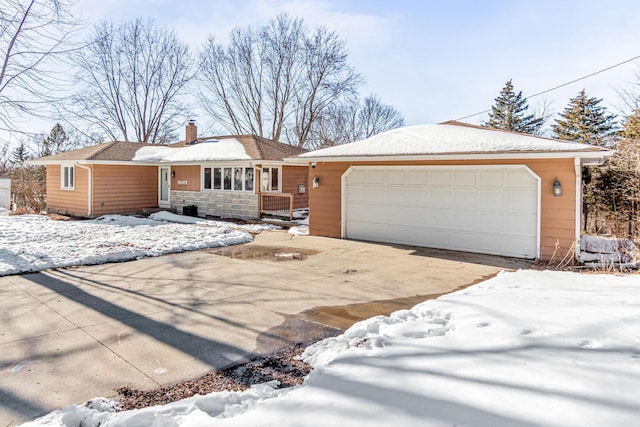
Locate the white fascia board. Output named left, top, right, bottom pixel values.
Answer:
left=285, top=151, right=613, bottom=164
left=31, top=160, right=259, bottom=167
left=29, top=160, right=152, bottom=166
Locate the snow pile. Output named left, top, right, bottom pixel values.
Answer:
left=580, top=234, right=638, bottom=264
left=0, top=214, right=260, bottom=276
left=133, top=138, right=250, bottom=162
left=297, top=124, right=609, bottom=158
left=148, top=211, right=281, bottom=233
left=0, top=207, right=8, bottom=216
left=288, top=214, right=309, bottom=235
left=275, top=252, right=301, bottom=259
left=23, top=270, right=640, bottom=427
left=288, top=226, right=309, bottom=236
left=26, top=383, right=281, bottom=427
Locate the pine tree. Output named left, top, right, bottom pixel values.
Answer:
left=551, top=89, right=616, bottom=146
left=621, top=108, right=640, bottom=140
left=42, top=123, right=70, bottom=156
left=484, top=80, right=544, bottom=134
left=10, top=142, right=29, bottom=166
left=552, top=90, right=617, bottom=234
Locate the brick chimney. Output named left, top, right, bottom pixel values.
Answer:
left=186, top=120, right=197, bottom=144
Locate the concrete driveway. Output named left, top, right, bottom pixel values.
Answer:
left=0, top=231, right=529, bottom=426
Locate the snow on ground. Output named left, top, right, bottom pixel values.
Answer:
left=148, top=211, right=281, bottom=233
left=24, top=270, right=640, bottom=427
left=0, top=214, right=277, bottom=276
left=0, top=207, right=8, bottom=216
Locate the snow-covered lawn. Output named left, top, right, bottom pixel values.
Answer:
left=0, top=212, right=278, bottom=276
left=24, top=270, right=640, bottom=427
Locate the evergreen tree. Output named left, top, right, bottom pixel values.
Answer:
left=10, top=142, right=29, bottom=166
left=484, top=80, right=544, bottom=134
left=552, top=90, right=617, bottom=234
left=41, top=123, right=70, bottom=156
left=551, top=89, right=616, bottom=146
left=621, top=108, right=640, bottom=140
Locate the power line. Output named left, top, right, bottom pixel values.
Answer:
left=456, top=54, right=640, bottom=121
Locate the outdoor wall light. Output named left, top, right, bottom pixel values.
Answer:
left=553, top=178, right=562, bottom=197
left=171, top=170, right=176, bottom=178
left=313, top=175, right=320, bottom=189
left=311, top=162, right=317, bottom=169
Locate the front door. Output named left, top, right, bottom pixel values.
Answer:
left=159, top=167, right=170, bottom=208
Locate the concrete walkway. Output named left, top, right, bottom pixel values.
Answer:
left=0, top=231, right=529, bottom=426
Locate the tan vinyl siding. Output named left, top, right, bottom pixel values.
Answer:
left=92, top=165, right=157, bottom=216
left=282, top=165, right=309, bottom=209
left=308, top=158, right=577, bottom=260
left=171, top=165, right=200, bottom=192
left=46, top=164, right=90, bottom=216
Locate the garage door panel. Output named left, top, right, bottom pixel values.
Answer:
left=448, top=210, right=477, bottom=231
left=408, top=170, right=428, bottom=185
left=453, top=190, right=476, bottom=209
left=455, top=171, right=476, bottom=186
left=386, top=170, right=406, bottom=185
left=505, top=190, right=537, bottom=211
left=481, top=215, right=504, bottom=234
left=384, top=188, right=423, bottom=207
left=505, top=213, right=537, bottom=235
left=506, top=170, right=536, bottom=188
left=345, top=166, right=539, bottom=259
left=347, top=185, right=379, bottom=203
left=428, top=189, right=452, bottom=207
left=478, top=170, right=504, bottom=187
left=476, top=191, right=503, bottom=210
left=431, top=171, right=452, bottom=186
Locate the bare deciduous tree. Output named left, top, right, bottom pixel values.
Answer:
left=306, top=94, right=404, bottom=150
left=357, top=95, right=405, bottom=139
left=72, top=19, right=195, bottom=143
left=0, top=0, right=80, bottom=133
left=198, top=13, right=363, bottom=148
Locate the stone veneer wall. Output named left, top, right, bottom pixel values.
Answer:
left=171, top=190, right=259, bottom=219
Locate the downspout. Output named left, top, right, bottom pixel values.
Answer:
left=574, top=157, right=582, bottom=262
left=76, top=163, right=92, bottom=217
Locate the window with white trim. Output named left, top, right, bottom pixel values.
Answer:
left=260, top=167, right=281, bottom=192
left=203, top=166, right=255, bottom=192
left=61, top=166, right=75, bottom=190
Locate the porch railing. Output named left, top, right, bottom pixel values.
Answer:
left=259, top=192, right=294, bottom=220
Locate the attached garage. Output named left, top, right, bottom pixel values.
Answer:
left=343, top=165, right=539, bottom=258
left=288, top=122, right=612, bottom=260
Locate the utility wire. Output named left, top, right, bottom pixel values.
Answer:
left=456, top=54, right=640, bottom=121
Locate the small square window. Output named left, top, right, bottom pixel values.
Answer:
left=261, top=167, right=280, bottom=192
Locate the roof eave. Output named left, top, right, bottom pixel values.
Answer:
left=285, top=150, right=614, bottom=164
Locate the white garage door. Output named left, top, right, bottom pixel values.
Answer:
left=344, top=166, right=539, bottom=258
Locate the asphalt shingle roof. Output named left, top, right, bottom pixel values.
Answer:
left=33, top=135, right=306, bottom=163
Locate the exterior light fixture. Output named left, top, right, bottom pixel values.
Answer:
left=313, top=175, right=320, bottom=189
left=171, top=170, right=175, bottom=178
left=553, top=178, right=562, bottom=197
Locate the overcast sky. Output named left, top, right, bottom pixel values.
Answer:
left=11, top=0, right=640, bottom=144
